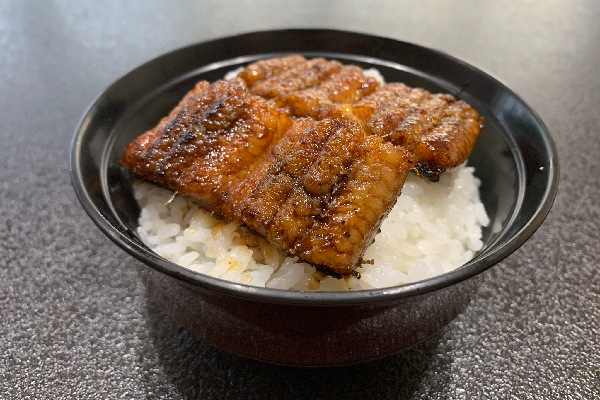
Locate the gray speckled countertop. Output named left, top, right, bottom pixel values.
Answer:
left=1, top=0, right=599, bottom=398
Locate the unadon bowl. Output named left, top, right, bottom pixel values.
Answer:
left=70, top=29, right=559, bottom=366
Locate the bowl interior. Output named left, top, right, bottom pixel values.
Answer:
left=72, top=30, right=558, bottom=304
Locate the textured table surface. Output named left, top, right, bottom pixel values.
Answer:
left=1, top=0, right=599, bottom=398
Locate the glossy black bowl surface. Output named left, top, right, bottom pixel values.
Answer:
left=70, top=29, right=558, bottom=365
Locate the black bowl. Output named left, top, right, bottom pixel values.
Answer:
left=70, top=29, right=559, bottom=366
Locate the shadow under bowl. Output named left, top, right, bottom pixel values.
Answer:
left=70, top=29, right=559, bottom=366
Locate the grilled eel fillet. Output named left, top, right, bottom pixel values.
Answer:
left=122, top=56, right=483, bottom=277
left=241, top=56, right=483, bottom=181
left=121, top=79, right=292, bottom=213
left=222, top=118, right=412, bottom=278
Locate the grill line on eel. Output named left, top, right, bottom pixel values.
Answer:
left=122, top=56, right=483, bottom=278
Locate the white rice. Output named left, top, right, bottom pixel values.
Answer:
left=362, top=68, right=386, bottom=85
left=133, top=164, right=488, bottom=291
left=224, top=66, right=245, bottom=81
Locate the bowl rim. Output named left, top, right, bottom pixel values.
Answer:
left=70, top=28, right=560, bottom=306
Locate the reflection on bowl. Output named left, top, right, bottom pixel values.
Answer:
left=71, top=29, right=558, bottom=366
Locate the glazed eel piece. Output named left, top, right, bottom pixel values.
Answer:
left=222, top=117, right=412, bottom=278
left=121, top=79, right=291, bottom=214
